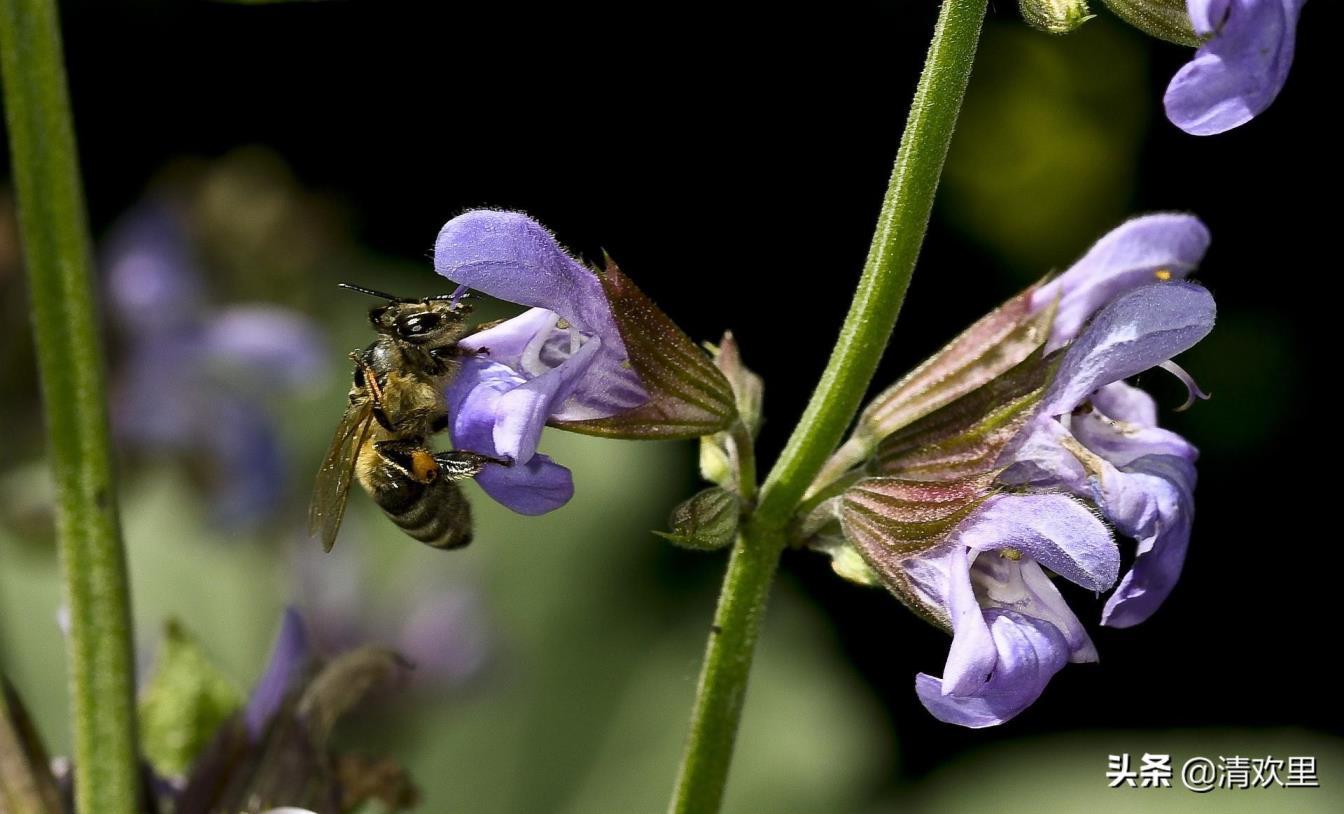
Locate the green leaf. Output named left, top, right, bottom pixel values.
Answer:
left=1101, top=0, right=1200, bottom=47
left=656, top=487, right=741, bottom=551
left=138, top=620, right=244, bottom=778
left=0, top=678, right=62, bottom=814
left=552, top=259, right=737, bottom=440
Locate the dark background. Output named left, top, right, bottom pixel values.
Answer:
left=3, top=0, right=1339, bottom=804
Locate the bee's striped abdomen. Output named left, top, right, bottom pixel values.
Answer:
left=372, top=473, right=474, bottom=549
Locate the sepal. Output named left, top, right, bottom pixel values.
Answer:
left=1101, top=0, right=1200, bottom=47
left=552, top=259, right=737, bottom=439
left=657, top=486, right=741, bottom=551
left=852, top=289, right=1053, bottom=451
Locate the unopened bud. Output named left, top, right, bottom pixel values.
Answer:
left=657, top=487, right=740, bottom=551
left=1019, top=0, right=1094, bottom=34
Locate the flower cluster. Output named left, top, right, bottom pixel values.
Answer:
left=104, top=201, right=326, bottom=526
left=816, top=214, right=1214, bottom=727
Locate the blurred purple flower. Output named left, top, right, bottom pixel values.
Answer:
left=433, top=211, right=648, bottom=515
left=906, top=215, right=1215, bottom=727
left=1164, top=0, right=1306, bottom=135
left=104, top=202, right=326, bottom=526
left=290, top=539, right=490, bottom=687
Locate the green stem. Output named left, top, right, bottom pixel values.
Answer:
left=0, top=1, right=140, bottom=812
left=669, top=2, right=987, bottom=811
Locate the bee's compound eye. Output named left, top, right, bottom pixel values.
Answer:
left=398, top=312, right=442, bottom=338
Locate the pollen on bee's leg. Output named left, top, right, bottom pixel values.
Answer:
left=410, top=449, right=440, bottom=483
left=1158, top=360, right=1211, bottom=411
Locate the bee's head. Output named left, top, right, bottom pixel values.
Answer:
left=339, top=283, right=473, bottom=348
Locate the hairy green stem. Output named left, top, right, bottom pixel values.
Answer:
left=0, top=1, right=140, bottom=811
left=669, top=2, right=987, bottom=811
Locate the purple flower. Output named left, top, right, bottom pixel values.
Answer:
left=841, top=214, right=1215, bottom=727
left=434, top=211, right=649, bottom=514
left=1164, top=0, right=1306, bottom=135
left=104, top=202, right=326, bottom=526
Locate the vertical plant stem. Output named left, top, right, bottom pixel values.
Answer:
left=669, top=2, right=988, bottom=811
left=0, top=1, right=140, bottom=812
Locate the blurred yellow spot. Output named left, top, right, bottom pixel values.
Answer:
left=1154, top=268, right=1172, bottom=281
left=1001, top=548, right=1022, bottom=561
left=556, top=318, right=571, bottom=330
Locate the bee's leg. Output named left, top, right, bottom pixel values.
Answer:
left=434, top=450, right=513, bottom=480
left=373, top=439, right=440, bottom=484
left=349, top=352, right=395, bottom=431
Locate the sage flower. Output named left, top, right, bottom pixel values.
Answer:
left=434, top=210, right=737, bottom=514
left=828, top=214, right=1214, bottom=727
left=1164, top=0, right=1306, bottom=135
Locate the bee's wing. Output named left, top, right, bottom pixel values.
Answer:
left=308, top=401, right=375, bottom=552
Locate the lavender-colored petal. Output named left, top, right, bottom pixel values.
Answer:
left=1098, top=456, right=1197, bottom=628
left=941, top=546, right=997, bottom=697
left=493, top=337, right=602, bottom=462
left=1090, top=381, right=1157, bottom=427
left=972, top=554, right=1097, bottom=662
left=245, top=608, right=310, bottom=739
left=997, top=418, right=1089, bottom=490
left=457, top=307, right=564, bottom=368
left=202, top=306, right=327, bottom=390
left=1031, top=214, right=1210, bottom=350
left=1072, top=409, right=1198, bottom=468
left=950, top=493, right=1118, bottom=592
left=475, top=452, right=574, bottom=515
left=916, top=610, right=1071, bottom=728
left=103, top=202, right=203, bottom=331
left=434, top=211, right=618, bottom=345
left=447, top=357, right=575, bottom=514
left=1165, top=0, right=1305, bottom=136
left=1042, top=283, right=1216, bottom=416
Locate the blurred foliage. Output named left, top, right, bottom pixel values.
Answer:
left=941, top=18, right=1148, bottom=278
left=138, top=619, right=243, bottom=777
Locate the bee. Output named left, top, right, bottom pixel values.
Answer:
left=308, top=283, right=509, bottom=552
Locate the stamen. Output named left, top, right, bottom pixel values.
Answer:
left=1000, top=548, right=1022, bottom=561
left=449, top=284, right=470, bottom=307
left=1158, top=360, right=1211, bottom=411
left=1154, top=268, right=1172, bottom=281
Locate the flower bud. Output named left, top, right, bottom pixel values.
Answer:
left=1019, top=0, right=1094, bottom=34
left=658, top=487, right=740, bottom=551
left=1101, top=0, right=1199, bottom=47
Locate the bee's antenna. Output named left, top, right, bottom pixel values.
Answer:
left=337, top=283, right=414, bottom=303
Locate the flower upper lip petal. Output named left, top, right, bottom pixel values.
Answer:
left=1042, top=282, right=1216, bottom=417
